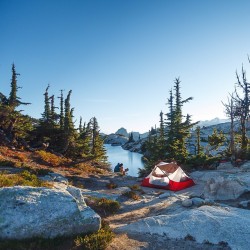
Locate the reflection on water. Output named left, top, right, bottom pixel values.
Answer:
left=105, top=144, right=144, bottom=177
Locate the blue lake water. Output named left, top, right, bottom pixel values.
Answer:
left=104, top=144, right=144, bottom=177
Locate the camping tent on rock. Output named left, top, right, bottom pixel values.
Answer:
left=141, top=161, right=195, bottom=191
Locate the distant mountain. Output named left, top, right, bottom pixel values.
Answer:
left=104, top=128, right=149, bottom=147
left=115, top=128, right=148, bottom=140
left=197, top=117, right=230, bottom=127
left=115, top=128, right=128, bottom=137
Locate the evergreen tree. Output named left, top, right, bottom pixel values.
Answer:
left=157, top=111, right=166, bottom=159
left=165, top=89, right=175, bottom=154
left=77, top=120, right=92, bottom=158
left=165, top=78, right=195, bottom=162
left=50, top=94, right=59, bottom=127
left=59, top=90, right=64, bottom=130
left=8, top=64, right=20, bottom=109
left=42, top=85, right=51, bottom=122
left=34, top=85, right=56, bottom=147
left=1, top=64, right=32, bottom=144
left=63, top=90, right=77, bottom=154
left=208, top=128, right=226, bottom=150
left=128, top=132, right=135, bottom=143
left=89, top=117, right=107, bottom=162
left=195, top=126, right=203, bottom=155
left=79, top=116, right=83, bottom=133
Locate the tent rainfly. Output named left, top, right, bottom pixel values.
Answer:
left=141, top=161, right=195, bottom=191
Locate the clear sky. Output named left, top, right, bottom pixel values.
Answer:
left=1, top=0, right=250, bottom=134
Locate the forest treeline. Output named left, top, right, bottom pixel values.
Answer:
left=0, top=64, right=107, bottom=163
left=140, top=58, right=250, bottom=174
left=1, top=62, right=250, bottom=172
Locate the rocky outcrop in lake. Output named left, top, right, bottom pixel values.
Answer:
left=104, top=133, right=128, bottom=146
left=104, top=127, right=148, bottom=148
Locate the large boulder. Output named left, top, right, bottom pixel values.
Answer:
left=115, top=205, right=250, bottom=250
left=191, top=170, right=250, bottom=200
left=0, top=186, right=101, bottom=240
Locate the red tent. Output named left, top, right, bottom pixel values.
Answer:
left=141, top=161, right=195, bottom=191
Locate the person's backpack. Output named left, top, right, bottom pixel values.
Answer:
left=114, top=163, right=120, bottom=172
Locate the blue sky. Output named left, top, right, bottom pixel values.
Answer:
left=1, top=0, right=250, bottom=134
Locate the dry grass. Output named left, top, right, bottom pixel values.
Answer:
left=35, top=150, right=71, bottom=167
left=0, top=146, right=110, bottom=178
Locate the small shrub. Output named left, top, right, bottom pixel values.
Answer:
left=0, top=170, right=51, bottom=187
left=184, top=234, right=196, bottom=241
left=75, top=220, right=114, bottom=250
left=106, top=181, right=117, bottom=189
left=203, top=240, right=213, bottom=245
left=129, top=184, right=141, bottom=191
left=123, top=190, right=140, bottom=200
left=218, top=241, right=229, bottom=247
left=74, top=181, right=85, bottom=189
left=36, top=150, right=68, bottom=167
left=86, top=197, right=120, bottom=216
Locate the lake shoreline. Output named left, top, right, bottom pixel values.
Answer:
left=104, top=144, right=144, bottom=177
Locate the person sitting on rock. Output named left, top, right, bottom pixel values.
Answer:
left=114, top=163, right=129, bottom=175
left=114, top=163, right=121, bottom=172
left=120, top=164, right=129, bottom=175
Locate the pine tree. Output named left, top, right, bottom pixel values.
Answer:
left=79, top=116, right=83, bottom=133
left=42, top=85, right=51, bottom=122
left=195, top=126, right=203, bottom=155
left=208, top=128, right=226, bottom=151
left=3, top=64, right=31, bottom=144
left=165, top=78, right=196, bottom=162
left=157, top=111, right=166, bottom=159
left=89, top=117, right=107, bottom=162
left=165, top=89, right=175, bottom=154
left=63, top=90, right=77, bottom=154
left=128, top=132, right=135, bottom=143
left=50, top=94, right=59, bottom=127
left=77, top=120, right=92, bottom=158
left=8, top=64, right=20, bottom=109
left=59, top=90, right=64, bottom=130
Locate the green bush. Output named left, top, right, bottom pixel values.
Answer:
left=86, top=197, right=120, bottom=216
left=123, top=190, right=140, bottom=200
left=75, top=221, right=114, bottom=250
left=0, top=170, right=51, bottom=187
left=186, top=155, right=221, bottom=169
